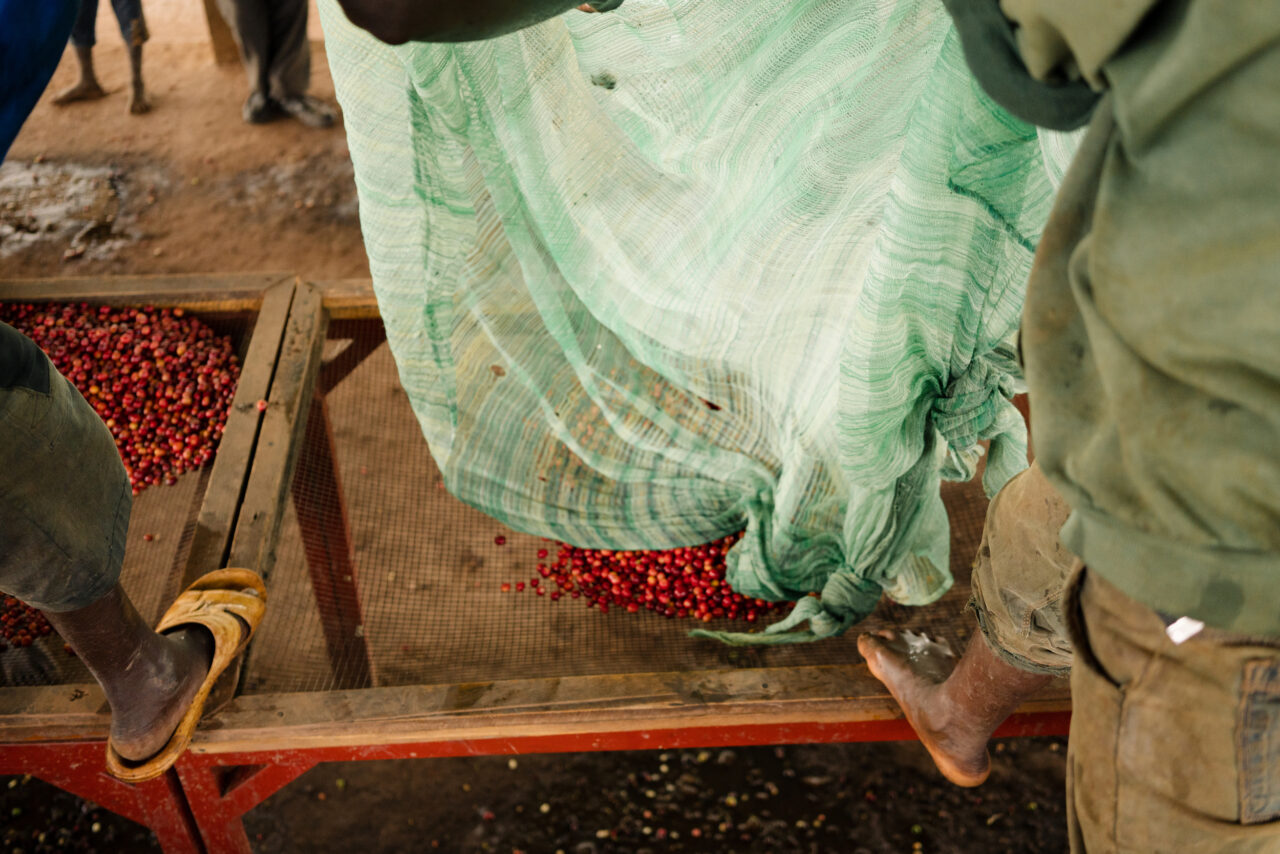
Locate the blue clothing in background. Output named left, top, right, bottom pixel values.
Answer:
left=0, top=0, right=81, bottom=162
left=71, top=0, right=147, bottom=49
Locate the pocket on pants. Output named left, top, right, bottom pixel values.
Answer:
left=1239, top=658, right=1280, bottom=825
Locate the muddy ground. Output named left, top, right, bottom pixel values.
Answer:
left=4, top=738, right=1067, bottom=853
left=1, top=19, right=1068, bottom=854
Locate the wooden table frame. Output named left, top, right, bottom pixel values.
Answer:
left=0, top=276, right=1072, bottom=853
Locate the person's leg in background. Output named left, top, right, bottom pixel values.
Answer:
left=53, top=0, right=108, bottom=106
left=858, top=461, right=1076, bottom=786
left=0, top=322, right=213, bottom=761
left=213, top=0, right=277, bottom=122
left=214, top=0, right=333, bottom=127
left=264, top=0, right=334, bottom=128
left=110, top=0, right=150, bottom=114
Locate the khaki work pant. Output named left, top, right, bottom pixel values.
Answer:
left=974, top=465, right=1280, bottom=851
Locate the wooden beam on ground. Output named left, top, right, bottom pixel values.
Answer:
left=201, top=0, right=241, bottom=65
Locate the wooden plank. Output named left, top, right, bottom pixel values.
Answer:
left=200, top=0, right=241, bottom=65
left=0, top=662, right=1070, bottom=747
left=312, top=279, right=378, bottom=319
left=0, top=273, right=291, bottom=312
left=0, top=684, right=111, bottom=742
left=227, top=282, right=327, bottom=574
left=187, top=667, right=1071, bottom=754
left=207, top=284, right=327, bottom=711
left=181, top=280, right=296, bottom=589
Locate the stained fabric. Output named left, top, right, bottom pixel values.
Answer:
left=941, top=0, right=1099, bottom=130
left=1009, top=0, right=1280, bottom=637
left=319, top=0, right=1075, bottom=641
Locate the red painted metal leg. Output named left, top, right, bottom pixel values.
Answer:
left=164, top=710, right=1067, bottom=849
left=291, top=391, right=372, bottom=689
left=133, top=771, right=205, bottom=854
left=0, top=741, right=203, bottom=854
left=176, top=753, right=318, bottom=854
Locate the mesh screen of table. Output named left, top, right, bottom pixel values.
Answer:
left=242, top=318, right=992, bottom=695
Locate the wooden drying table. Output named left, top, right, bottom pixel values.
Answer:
left=0, top=276, right=1070, bottom=853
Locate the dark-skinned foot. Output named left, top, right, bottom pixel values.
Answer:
left=108, top=626, right=213, bottom=762
left=129, top=85, right=151, bottom=115
left=243, top=90, right=277, bottom=124
left=53, top=79, right=107, bottom=106
left=858, top=629, right=992, bottom=787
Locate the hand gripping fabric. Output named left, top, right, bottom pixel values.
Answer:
left=319, top=0, right=1077, bottom=643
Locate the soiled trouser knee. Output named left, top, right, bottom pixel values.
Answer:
left=1066, top=569, right=1280, bottom=853
left=110, top=0, right=149, bottom=48
left=969, top=461, right=1075, bottom=676
left=0, top=324, right=129, bottom=613
left=69, top=0, right=149, bottom=49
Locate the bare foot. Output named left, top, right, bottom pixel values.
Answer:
left=53, top=79, right=107, bottom=106
left=129, top=86, right=151, bottom=115
left=108, top=627, right=212, bottom=761
left=858, top=630, right=992, bottom=787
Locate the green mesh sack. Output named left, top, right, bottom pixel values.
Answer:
left=318, top=0, right=1077, bottom=643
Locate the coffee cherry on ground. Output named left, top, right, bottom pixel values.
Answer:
left=0, top=302, right=240, bottom=496
left=502, top=533, right=792, bottom=623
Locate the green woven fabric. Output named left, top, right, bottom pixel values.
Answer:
left=319, top=0, right=1075, bottom=642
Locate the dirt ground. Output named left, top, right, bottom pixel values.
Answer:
left=0, top=15, right=1068, bottom=854
left=3, top=23, right=366, bottom=281
left=4, top=738, right=1068, bottom=853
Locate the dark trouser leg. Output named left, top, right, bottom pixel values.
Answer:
left=214, top=0, right=275, bottom=119
left=264, top=0, right=334, bottom=127
left=110, top=0, right=150, bottom=113
left=0, top=325, right=211, bottom=761
left=70, top=0, right=100, bottom=49
left=265, top=0, right=310, bottom=99
left=53, top=0, right=108, bottom=105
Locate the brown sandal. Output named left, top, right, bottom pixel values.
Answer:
left=104, top=568, right=266, bottom=782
